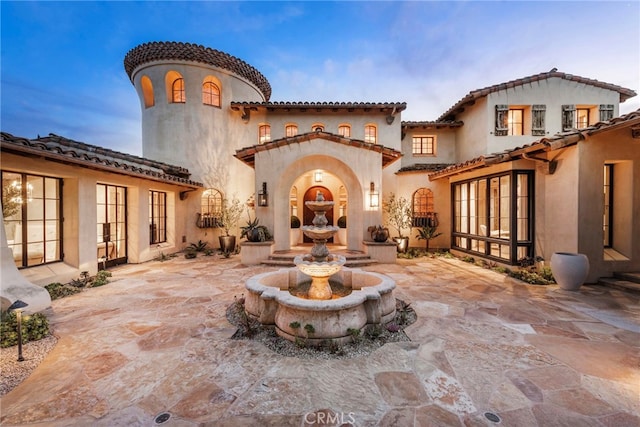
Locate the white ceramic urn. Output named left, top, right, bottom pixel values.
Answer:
left=550, top=252, right=590, bottom=291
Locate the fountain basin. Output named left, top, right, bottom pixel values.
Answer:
left=245, top=268, right=396, bottom=345
left=299, top=225, right=339, bottom=240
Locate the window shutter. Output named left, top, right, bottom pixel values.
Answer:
left=532, top=105, right=546, bottom=136
left=495, top=105, right=508, bottom=136
left=562, top=105, right=575, bottom=131
left=599, top=104, right=614, bottom=122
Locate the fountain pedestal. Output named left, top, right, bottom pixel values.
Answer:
left=294, top=193, right=345, bottom=300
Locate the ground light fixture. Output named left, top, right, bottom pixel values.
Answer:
left=8, top=299, right=29, bottom=362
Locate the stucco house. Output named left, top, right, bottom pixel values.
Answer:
left=1, top=41, right=638, bottom=290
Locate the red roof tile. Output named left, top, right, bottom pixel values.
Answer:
left=1, top=132, right=202, bottom=187
left=234, top=131, right=401, bottom=168
left=124, top=41, right=271, bottom=101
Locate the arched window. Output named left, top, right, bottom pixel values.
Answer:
left=259, top=124, right=271, bottom=144
left=364, top=124, right=377, bottom=144
left=202, top=79, right=221, bottom=107
left=141, top=75, right=155, bottom=108
left=338, top=124, right=351, bottom=137
left=285, top=124, right=298, bottom=137
left=165, top=71, right=185, bottom=103
left=199, top=189, right=223, bottom=228
left=412, top=188, right=435, bottom=227
left=172, top=78, right=185, bottom=103
left=311, top=123, right=325, bottom=132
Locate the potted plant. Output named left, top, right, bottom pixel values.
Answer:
left=218, top=196, right=243, bottom=253
left=415, top=224, right=442, bottom=252
left=383, top=193, right=413, bottom=253
left=241, top=217, right=273, bottom=242
left=290, top=215, right=301, bottom=246
left=367, top=225, right=389, bottom=242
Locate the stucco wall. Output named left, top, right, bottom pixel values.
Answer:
left=254, top=137, right=384, bottom=252
left=1, top=152, right=193, bottom=284
left=400, top=127, right=457, bottom=167
left=577, top=127, right=639, bottom=281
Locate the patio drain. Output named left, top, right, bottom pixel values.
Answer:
left=154, top=412, right=171, bottom=425
left=484, top=412, right=501, bottom=423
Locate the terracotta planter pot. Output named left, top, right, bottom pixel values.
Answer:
left=550, top=252, right=589, bottom=291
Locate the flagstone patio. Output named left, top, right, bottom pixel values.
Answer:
left=0, top=254, right=638, bottom=426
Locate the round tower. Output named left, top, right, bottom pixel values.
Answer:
left=124, top=41, right=271, bottom=188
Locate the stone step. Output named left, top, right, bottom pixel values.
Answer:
left=597, top=277, right=640, bottom=294
left=613, top=272, right=640, bottom=284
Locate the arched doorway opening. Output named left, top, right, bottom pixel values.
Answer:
left=303, top=186, right=333, bottom=243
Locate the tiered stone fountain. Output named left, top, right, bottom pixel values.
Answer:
left=245, top=191, right=396, bottom=345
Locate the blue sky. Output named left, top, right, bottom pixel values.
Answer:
left=2, top=1, right=639, bottom=155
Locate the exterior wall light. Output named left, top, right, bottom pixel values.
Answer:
left=314, top=171, right=323, bottom=182
left=8, top=300, right=28, bottom=362
left=258, top=182, right=268, bottom=207
left=369, top=182, right=379, bottom=208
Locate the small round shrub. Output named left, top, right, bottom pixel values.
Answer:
left=0, top=311, right=50, bottom=348
left=290, top=216, right=301, bottom=228
left=337, top=216, right=347, bottom=228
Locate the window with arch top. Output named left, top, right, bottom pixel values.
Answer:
left=165, top=71, right=185, bottom=104
left=285, top=124, right=298, bottom=137
left=202, top=80, right=220, bottom=107
left=200, top=188, right=223, bottom=228
left=338, top=124, right=351, bottom=137
left=364, top=124, right=377, bottom=144
left=172, top=78, right=185, bottom=103
left=259, top=124, right=271, bottom=144
left=141, top=75, right=155, bottom=108
left=412, top=188, right=435, bottom=227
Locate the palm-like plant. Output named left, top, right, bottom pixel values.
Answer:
left=415, top=225, right=442, bottom=252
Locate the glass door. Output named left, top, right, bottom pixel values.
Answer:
left=97, top=184, right=127, bottom=268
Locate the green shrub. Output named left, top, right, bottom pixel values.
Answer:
left=184, top=249, right=198, bottom=259
left=188, top=240, right=209, bottom=252
left=45, top=282, right=81, bottom=300
left=291, top=216, right=301, bottom=228
left=91, top=270, right=112, bottom=287
left=0, top=311, right=50, bottom=348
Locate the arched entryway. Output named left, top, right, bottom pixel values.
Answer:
left=303, top=186, right=333, bottom=243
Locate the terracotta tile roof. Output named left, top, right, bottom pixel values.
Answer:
left=438, top=70, right=637, bottom=121
left=234, top=131, right=401, bottom=168
left=230, top=101, right=406, bottom=112
left=429, top=109, right=640, bottom=180
left=1, top=132, right=203, bottom=188
left=124, top=41, right=271, bottom=101
left=396, top=163, right=453, bottom=174
left=401, top=120, right=463, bottom=129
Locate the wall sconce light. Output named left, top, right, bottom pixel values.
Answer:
left=314, top=171, right=323, bottom=182
left=369, top=182, right=379, bottom=208
left=8, top=300, right=28, bottom=362
left=258, top=182, right=268, bottom=207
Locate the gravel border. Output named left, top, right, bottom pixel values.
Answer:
left=226, top=298, right=417, bottom=359
left=0, top=335, right=57, bottom=396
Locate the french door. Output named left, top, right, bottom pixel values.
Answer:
left=97, top=184, right=127, bottom=267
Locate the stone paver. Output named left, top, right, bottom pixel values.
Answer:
left=1, top=255, right=639, bottom=426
